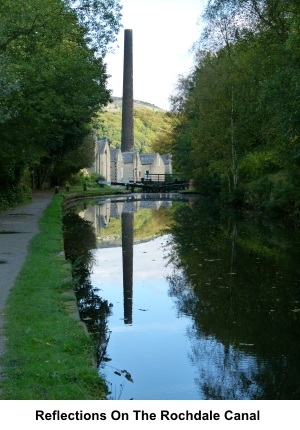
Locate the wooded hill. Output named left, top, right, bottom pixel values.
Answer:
left=108, top=97, right=165, bottom=112
left=95, top=97, right=172, bottom=153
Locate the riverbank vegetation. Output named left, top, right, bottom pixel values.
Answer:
left=0, top=193, right=110, bottom=399
left=168, top=0, right=300, bottom=222
left=0, top=186, right=125, bottom=399
left=0, top=0, right=122, bottom=209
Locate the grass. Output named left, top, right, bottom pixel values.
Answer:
left=62, top=184, right=128, bottom=199
left=0, top=183, right=175, bottom=399
left=0, top=192, right=110, bottom=399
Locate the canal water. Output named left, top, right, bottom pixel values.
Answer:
left=63, top=194, right=300, bottom=400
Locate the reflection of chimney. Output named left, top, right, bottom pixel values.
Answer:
left=121, top=211, right=133, bottom=324
left=121, top=29, right=134, bottom=152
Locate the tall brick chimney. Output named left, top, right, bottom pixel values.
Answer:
left=121, top=29, right=134, bottom=152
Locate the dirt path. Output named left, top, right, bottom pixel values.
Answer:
left=0, top=192, right=53, bottom=362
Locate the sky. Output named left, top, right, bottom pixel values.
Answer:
left=104, top=0, right=208, bottom=111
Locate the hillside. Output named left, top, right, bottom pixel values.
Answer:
left=94, top=97, right=172, bottom=153
left=107, top=96, right=165, bottom=112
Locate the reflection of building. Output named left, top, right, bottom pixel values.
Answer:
left=110, top=201, right=123, bottom=219
left=97, top=204, right=110, bottom=229
left=79, top=196, right=187, bottom=325
left=80, top=204, right=111, bottom=233
left=79, top=196, right=177, bottom=239
left=122, top=199, right=140, bottom=213
left=80, top=206, right=95, bottom=225
left=160, top=200, right=172, bottom=208
left=140, top=200, right=161, bottom=210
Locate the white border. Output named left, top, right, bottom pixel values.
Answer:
left=0, top=400, right=298, bottom=429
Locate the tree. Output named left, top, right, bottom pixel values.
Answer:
left=69, top=0, right=122, bottom=55
left=169, top=0, right=300, bottom=207
left=169, top=73, right=198, bottom=178
left=0, top=0, right=122, bottom=198
left=51, top=132, right=96, bottom=186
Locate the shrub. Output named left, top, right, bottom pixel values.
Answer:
left=239, top=150, right=280, bottom=182
left=0, top=184, right=31, bottom=211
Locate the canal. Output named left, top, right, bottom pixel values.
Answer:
left=63, top=193, right=300, bottom=400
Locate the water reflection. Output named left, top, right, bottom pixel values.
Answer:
left=122, top=212, right=134, bottom=324
left=78, top=194, right=186, bottom=329
left=63, top=195, right=300, bottom=399
left=62, top=211, right=112, bottom=365
left=167, top=199, right=300, bottom=399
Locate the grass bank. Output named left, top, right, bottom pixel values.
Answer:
left=0, top=186, right=123, bottom=399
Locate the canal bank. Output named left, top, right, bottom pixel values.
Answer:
left=0, top=192, right=53, bottom=363
left=0, top=190, right=113, bottom=399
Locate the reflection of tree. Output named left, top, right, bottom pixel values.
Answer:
left=63, top=212, right=112, bottom=365
left=168, top=272, right=197, bottom=317
left=188, top=326, right=264, bottom=399
left=166, top=199, right=300, bottom=399
left=167, top=269, right=262, bottom=399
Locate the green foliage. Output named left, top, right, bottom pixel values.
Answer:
left=238, top=149, right=280, bottom=181
left=0, top=166, right=32, bottom=211
left=192, top=171, right=221, bottom=196
left=0, top=183, right=31, bottom=211
left=0, top=195, right=108, bottom=399
left=69, top=0, right=123, bottom=55
left=95, top=101, right=173, bottom=153
left=262, top=182, right=300, bottom=220
left=0, top=0, right=122, bottom=198
left=86, top=173, right=106, bottom=187
left=244, top=177, right=274, bottom=208
left=167, top=197, right=300, bottom=399
left=50, top=133, right=96, bottom=186
left=169, top=0, right=300, bottom=216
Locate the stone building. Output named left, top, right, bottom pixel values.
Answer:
left=93, top=138, right=111, bottom=181
left=139, top=153, right=165, bottom=178
left=122, top=151, right=142, bottom=182
left=88, top=136, right=172, bottom=183
left=110, top=148, right=124, bottom=182
left=161, top=154, right=173, bottom=175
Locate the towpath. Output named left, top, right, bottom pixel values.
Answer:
left=0, top=192, right=53, bottom=366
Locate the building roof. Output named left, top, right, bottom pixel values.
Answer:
left=139, top=154, right=157, bottom=165
left=122, top=151, right=137, bottom=163
left=97, top=138, right=109, bottom=154
left=110, top=148, right=122, bottom=161
left=161, top=154, right=172, bottom=165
